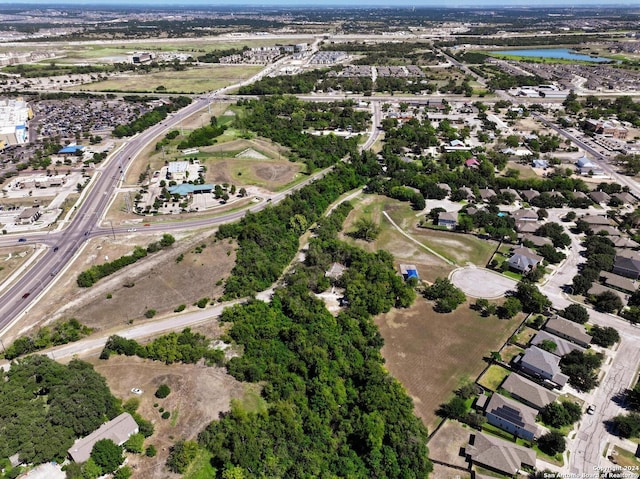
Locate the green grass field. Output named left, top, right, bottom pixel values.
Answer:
left=478, top=365, right=510, bottom=391
left=78, top=64, right=262, bottom=93
left=183, top=448, right=217, bottom=479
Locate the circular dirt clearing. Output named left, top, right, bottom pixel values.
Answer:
left=449, top=267, right=517, bottom=299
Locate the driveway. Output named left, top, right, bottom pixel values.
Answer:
left=449, top=266, right=517, bottom=299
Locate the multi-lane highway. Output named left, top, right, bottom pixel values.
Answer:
left=0, top=87, right=383, bottom=337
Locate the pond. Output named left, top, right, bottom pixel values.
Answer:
left=490, top=48, right=611, bottom=63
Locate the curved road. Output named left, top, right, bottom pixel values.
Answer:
left=0, top=87, right=382, bottom=337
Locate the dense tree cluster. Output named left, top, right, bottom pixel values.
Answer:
left=198, top=221, right=430, bottom=477
left=112, top=96, right=192, bottom=138
left=424, top=278, right=467, bottom=313
left=559, top=304, right=589, bottom=324
left=3, top=318, right=92, bottom=360
left=559, top=350, right=604, bottom=392
left=589, top=325, right=620, bottom=347
left=77, top=235, right=175, bottom=287
left=177, top=116, right=227, bottom=149
left=0, top=356, right=119, bottom=464
left=539, top=401, right=582, bottom=429
left=514, top=281, right=551, bottom=314
left=571, top=235, right=616, bottom=296
left=101, top=328, right=224, bottom=365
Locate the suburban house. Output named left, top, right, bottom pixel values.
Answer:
left=589, top=225, right=621, bottom=237
left=589, top=191, right=611, bottom=205
left=515, top=221, right=539, bottom=234
left=613, top=192, right=638, bottom=205
left=517, top=346, right=569, bottom=388
left=579, top=215, right=612, bottom=226
left=511, top=209, right=538, bottom=222
left=479, top=188, right=497, bottom=201
left=465, top=158, right=480, bottom=169
left=532, top=159, right=549, bottom=169
left=500, top=188, right=522, bottom=202
left=459, top=186, right=475, bottom=200
left=520, top=234, right=552, bottom=248
left=601, top=271, right=638, bottom=293
left=508, top=247, right=543, bottom=273
left=436, top=183, right=452, bottom=195
left=613, top=253, right=640, bottom=280
left=611, top=237, right=640, bottom=249
left=544, top=317, right=592, bottom=348
left=68, top=413, right=139, bottom=463
left=438, top=211, right=458, bottom=229
left=519, top=190, right=540, bottom=203
left=588, top=283, right=626, bottom=303
left=325, top=262, right=346, bottom=280
left=531, top=330, right=585, bottom=357
left=484, top=393, right=542, bottom=441
left=466, top=432, right=536, bottom=476
left=500, top=373, right=559, bottom=410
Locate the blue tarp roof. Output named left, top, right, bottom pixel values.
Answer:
left=168, top=183, right=213, bottom=196
left=406, top=269, right=419, bottom=279
left=58, top=145, right=85, bottom=154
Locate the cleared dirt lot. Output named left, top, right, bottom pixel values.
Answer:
left=375, top=298, right=518, bottom=433
left=91, top=355, right=245, bottom=479
left=4, top=231, right=236, bottom=342
left=428, top=420, right=473, bottom=469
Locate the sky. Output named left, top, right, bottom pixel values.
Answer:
left=6, top=0, right=640, bottom=6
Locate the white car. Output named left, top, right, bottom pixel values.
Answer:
left=586, top=404, right=596, bottom=415
left=127, top=228, right=137, bottom=232
left=131, top=388, right=143, bottom=395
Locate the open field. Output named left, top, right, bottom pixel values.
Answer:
left=375, top=298, right=519, bottom=432
left=92, top=355, right=245, bottom=479
left=612, top=446, right=640, bottom=468
left=77, top=64, right=263, bottom=93
left=2, top=230, right=236, bottom=343
left=68, top=234, right=236, bottom=330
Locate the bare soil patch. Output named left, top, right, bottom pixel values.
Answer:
left=431, top=463, right=471, bottom=479
left=67, top=236, right=236, bottom=331
left=0, top=245, right=35, bottom=286
left=428, top=420, right=473, bottom=468
left=91, top=355, right=245, bottom=479
left=375, top=299, right=518, bottom=432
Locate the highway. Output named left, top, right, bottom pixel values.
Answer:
left=0, top=83, right=383, bottom=338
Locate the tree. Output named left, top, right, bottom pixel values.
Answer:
left=515, top=281, right=550, bottom=314
left=124, top=433, right=145, bottom=454
left=437, top=396, right=467, bottom=419
left=539, top=402, right=582, bottom=428
left=592, top=291, right=623, bottom=313
left=166, top=440, right=199, bottom=474
left=113, top=466, right=133, bottom=479
left=613, top=413, right=640, bottom=438
left=351, top=218, right=380, bottom=242
left=155, top=384, right=171, bottom=399
left=82, top=458, right=102, bottom=479
left=90, top=439, right=124, bottom=474
left=560, top=304, right=589, bottom=324
left=424, top=278, right=466, bottom=313
left=589, top=325, right=620, bottom=347
left=537, top=431, right=566, bottom=455
left=497, top=297, right=522, bottom=319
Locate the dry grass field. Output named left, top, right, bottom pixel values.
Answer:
left=375, top=299, right=518, bottom=432
left=428, top=420, right=473, bottom=469
left=91, top=355, right=246, bottom=479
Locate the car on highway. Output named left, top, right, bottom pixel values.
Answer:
left=53, top=246, right=59, bottom=252
left=18, top=238, right=26, bottom=243
left=587, top=404, right=596, bottom=415
left=131, top=388, right=143, bottom=395
left=21, top=292, right=30, bottom=299
left=127, top=228, right=137, bottom=232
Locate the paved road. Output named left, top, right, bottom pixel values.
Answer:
left=450, top=266, right=517, bottom=299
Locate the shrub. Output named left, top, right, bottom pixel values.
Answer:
left=145, top=445, right=157, bottom=457
left=144, top=309, right=156, bottom=319
left=155, top=384, right=171, bottom=398
left=162, top=411, right=171, bottom=420
left=174, top=304, right=186, bottom=313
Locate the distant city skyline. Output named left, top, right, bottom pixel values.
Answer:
left=6, top=0, right=640, bottom=7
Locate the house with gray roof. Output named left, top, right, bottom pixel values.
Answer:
left=613, top=192, right=638, bottom=205
left=501, top=188, right=522, bottom=202
left=531, top=330, right=585, bottom=357
left=436, top=183, right=452, bottom=195
left=518, top=346, right=568, bottom=388
left=511, top=209, right=538, bottom=222
left=520, top=234, right=552, bottom=248
left=515, top=221, right=539, bottom=234
left=590, top=190, right=611, bottom=204
left=508, top=247, right=543, bottom=273
left=611, top=237, right=640, bottom=249
left=601, top=271, right=638, bottom=293
left=590, top=225, right=621, bottom=236
left=479, top=188, right=497, bottom=201
left=438, top=211, right=458, bottom=229
left=466, top=432, right=536, bottom=476
left=501, top=373, right=560, bottom=410
left=68, top=413, right=139, bottom=463
left=544, top=317, right=591, bottom=348
left=580, top=215, right=612, bottom=226
left=520, top=190, right=540, bottom=202
left=613, top=253, right=640, bottom=280
left=484, top=393, right=542, bottom=441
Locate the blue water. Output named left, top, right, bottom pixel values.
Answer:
left=490, top=48, right=611, bottom=63
left=497, top=212, right=507, bottom=217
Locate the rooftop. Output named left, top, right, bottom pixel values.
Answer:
left=68, top=413, right=138, bottom=463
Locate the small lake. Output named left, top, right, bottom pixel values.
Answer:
left=490, top=48, right=611, bottom=63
